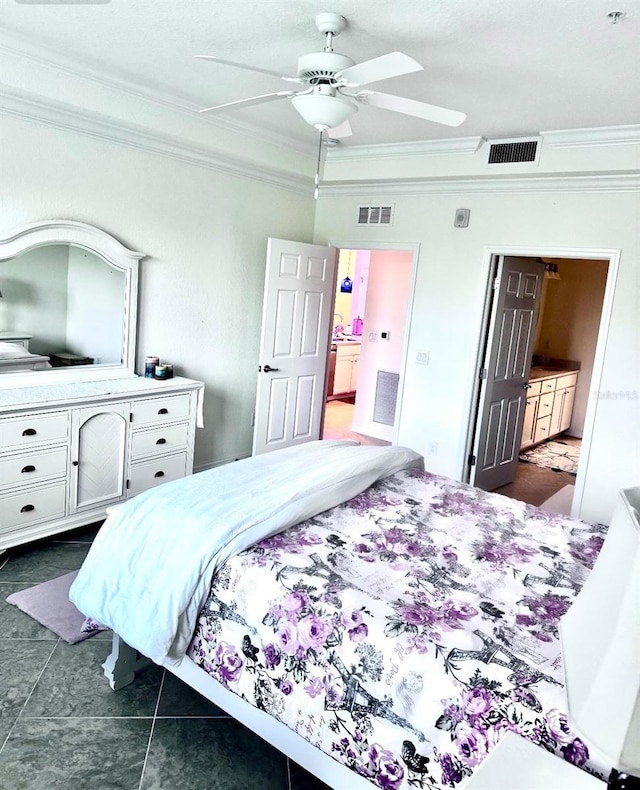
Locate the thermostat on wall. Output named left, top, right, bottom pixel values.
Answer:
left=454, top=208, right=470, bottom=228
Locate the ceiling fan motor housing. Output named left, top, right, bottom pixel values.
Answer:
left=297, top=51, right=354, bottom=84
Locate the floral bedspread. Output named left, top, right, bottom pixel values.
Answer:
left=187, top=469, right=608, bottom=789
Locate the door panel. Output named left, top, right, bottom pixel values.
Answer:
left=471, top=256, right=544, bottom=490
left=253, top=238, right=336, bottom=455
left=71, top=404, right=128, bottom=511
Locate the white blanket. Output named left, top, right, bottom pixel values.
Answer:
left=69, top=441, right=423, bottom=665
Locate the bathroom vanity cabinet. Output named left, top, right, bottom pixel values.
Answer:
left=521, top=369, right=578, bottom=449
left=333, top=342, right=360, bottom=396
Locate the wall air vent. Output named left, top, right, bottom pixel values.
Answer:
left=358, top=205, right=394, bottom=226
left=486, top=137, right=541, bottom=166
left=373, top=371, right=399, bottom=426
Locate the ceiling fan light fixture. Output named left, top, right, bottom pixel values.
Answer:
left=290, top=91, right=358, bottom=131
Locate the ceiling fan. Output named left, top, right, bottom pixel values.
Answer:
left=195, top=11, right=466, bottom=139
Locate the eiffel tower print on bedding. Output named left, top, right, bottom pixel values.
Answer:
left=187, top=468, right=609, bottom=789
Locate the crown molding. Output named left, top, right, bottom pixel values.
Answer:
left=318, top=171, right=640, bottom=198
left=326, top=126, right=640, bottom=162
left=326, top=136, right=485, bottom=162
left=0, top=30, right=316, bottom=158
left=541, top=125, right=640, bottom=148
left=1, top=86, right=312, bottom=195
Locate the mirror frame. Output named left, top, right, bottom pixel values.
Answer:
left=0, top=219, right=144, bottom=389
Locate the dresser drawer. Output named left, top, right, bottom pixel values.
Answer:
left=130, top=423, right=190, bottom=460
left=0, top=482, right=67, bottom=532
left=130, top=395, right=192, bottom=427
left=0, top=411, right=69, bottom=450
left=540, top=378, right=556, bottom=393
left=0, top=447, right=67, bottom=489
left=556, top=372, right=578, bottom=389
left=128, top=452, right=187, bottom=496
left=537, top=391, right=555, bottom=419
left=526, top=380, right=542, bottom=396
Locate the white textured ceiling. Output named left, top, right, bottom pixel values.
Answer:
left=3, top=0, right=639, bottom=148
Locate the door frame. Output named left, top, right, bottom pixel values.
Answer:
left=327, top=240, right=421, bottom=444
left=464, top=244, right=620, bottom=518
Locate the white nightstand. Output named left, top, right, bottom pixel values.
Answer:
left=464, top=732, right=606, bottom=789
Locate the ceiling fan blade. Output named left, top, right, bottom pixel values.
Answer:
left=335, top=52, right=422, bottom=87
left=194, top=55, right=301, bottom=83
left=199, top=91, right=296, bottom=114
left=357, top=90, right=466, bottom=127
left=326, top=120, right=353, bottom=139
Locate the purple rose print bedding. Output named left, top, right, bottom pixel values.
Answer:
left=187, top=469, right=609, bottom=789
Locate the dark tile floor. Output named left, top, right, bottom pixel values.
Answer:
left=0, top=525, right=330, bottom=790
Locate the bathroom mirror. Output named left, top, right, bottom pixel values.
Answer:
left=0, top=220, right=144, bottom=388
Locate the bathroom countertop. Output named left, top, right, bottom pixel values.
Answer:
left=529, top=364, right=579, bottom=381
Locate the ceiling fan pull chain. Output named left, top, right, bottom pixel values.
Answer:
left=314, top=128, right=323, bottom=200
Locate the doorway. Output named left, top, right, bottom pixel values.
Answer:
left=467, top=248, right=616, bottom=517
left=321, top=244, right=418, bottom=446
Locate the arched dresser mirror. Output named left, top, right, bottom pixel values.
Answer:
left=0, top=219, right=142, bottom=387
left=0, top=220, right=204, bottom=552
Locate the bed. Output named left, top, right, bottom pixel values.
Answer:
left=0, top=340, right=51, bottom=371
left=70, top=440, right=611, bottom=789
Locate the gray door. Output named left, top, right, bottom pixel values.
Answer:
left=471, top=256, right=544, bottom=490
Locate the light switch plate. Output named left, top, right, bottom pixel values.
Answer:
left=454, top=208, right=470, bottom=228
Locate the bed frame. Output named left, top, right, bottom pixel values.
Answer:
left=103, top=635, right=374, bottom=789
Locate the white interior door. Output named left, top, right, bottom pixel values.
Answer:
left=470, top=256, right=544, bottom=490
left=252, top=238, right=337, bottom=455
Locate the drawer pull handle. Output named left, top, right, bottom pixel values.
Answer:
left=156, top=438, right=167, bottom=445
left=158, top=408, right=169, bottom=415
left=20, top=504, right=35, bottom=513
left=154, top=470, right=165, bottom=478
left=22, top=428, right=37, bottom=437
left=21, top=465, right=36, bottom=473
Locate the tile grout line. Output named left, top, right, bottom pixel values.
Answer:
left=0, top=637, right=61, bottom=755
left=137, top=667, right=167, bottom=790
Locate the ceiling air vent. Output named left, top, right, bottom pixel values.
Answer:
left=358, top=205, right=394, bottom=226
left=487, top=137, right=541, bottom=166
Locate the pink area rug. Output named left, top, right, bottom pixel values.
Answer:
left=6, top=570, right=101, bottom=643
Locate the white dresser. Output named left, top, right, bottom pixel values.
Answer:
left=0, top=375, right=204, bottom=551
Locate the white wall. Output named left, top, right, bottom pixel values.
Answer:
left=0, top=114, right=317, bottom=469
left=315, top=188, right=640, bottom=525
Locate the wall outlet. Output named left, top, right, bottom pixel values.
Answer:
left=427, top=441, right=438, bottom=456
left=416, top=350, right=429, bottom=365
